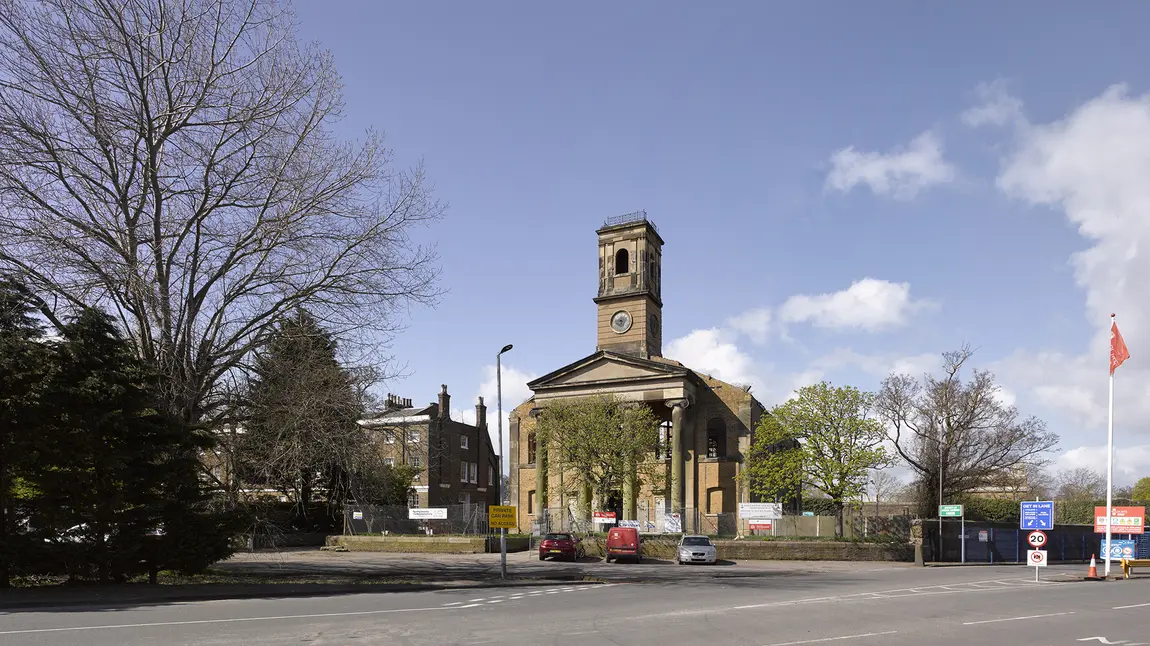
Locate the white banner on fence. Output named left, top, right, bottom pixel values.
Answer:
left=619, top=520, right=639, bottom=529
left=665, top=513, right=682, bottom=533
left=739, top=502, right=782, bottom=520
left=408, top=507, right=448, bottom=520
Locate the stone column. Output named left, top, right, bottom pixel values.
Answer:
left=622, top=461, right=636, bottom=521
left=670, top=399, right=688, bottom=514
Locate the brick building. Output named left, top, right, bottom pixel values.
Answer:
left=359, top=385, right=500, bottom=510
left=508, top=212, right=768, bottom=535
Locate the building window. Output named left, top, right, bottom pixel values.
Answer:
left=527, top=490, right=536, bottom=515
left=385, top=431, right=395, bottom=444
left=527, top=431, right=536, bottom=464
left=614, top=248, right=629, bottom=275
left=409, top=455, right=421, bottom=468
left=706, top=418, right=727, bottom=459
left=408, top=490, right=420, bottom=508
left=469, top=462, right=478, bottom=484
left=656, top=420, right=673, bottom=458
left=489, top=465, right=495, bottom=486
left=461, top=461, right=468, bottom=483
left=384, top=457, right=396, bottom=467
left=460, top=435, right=469, bottom=450
left=408, top=430, right=420, bottom=443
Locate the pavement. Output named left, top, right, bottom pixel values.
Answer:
left=0, top=551, right=1146, bottom=645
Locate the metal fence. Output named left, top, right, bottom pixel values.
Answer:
left=529, top=504, right=911, bottom=540
left=344, top=503, right=490, bottom=536
left=921, top=519, right=1150, bottom=563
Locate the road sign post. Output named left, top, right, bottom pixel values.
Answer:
left=488, top=506, right=517, bottom=578
left=939, top=505, right=964, bottom=563
left=1028, top=548, right=1048, bottom=581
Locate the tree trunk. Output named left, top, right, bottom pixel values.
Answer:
left=834, top=500, right=845, bottom=538
left=0, top=430, right=9, bottom=588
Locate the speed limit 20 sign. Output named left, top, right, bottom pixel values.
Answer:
left=1027, top=530, right=1048, bottom=548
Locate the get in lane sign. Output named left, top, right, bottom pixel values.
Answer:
left=1020, top=500, right=1054, bottom=530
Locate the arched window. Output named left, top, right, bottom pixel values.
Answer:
left=706, top=418, right=727, bottom=458
left=614, top=248, right=629, bottom=275
left=527, top=431, right=537, bottom=464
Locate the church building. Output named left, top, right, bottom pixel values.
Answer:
left=508, top=212, right=766, bottom=535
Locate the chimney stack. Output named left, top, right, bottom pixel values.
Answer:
left=476, top=397, right=487, bottom=429
left=438, top=384, right=450, bottom=420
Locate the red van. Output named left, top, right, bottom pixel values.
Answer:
left=605, top=526, right=642, bottom=563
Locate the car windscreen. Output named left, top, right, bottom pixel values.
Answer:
left=682, top=537, right=711, bottom=546
left=543, top=534, right=571, bottom=541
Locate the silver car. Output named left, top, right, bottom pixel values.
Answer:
left=676, top=535, right=717, bottom=565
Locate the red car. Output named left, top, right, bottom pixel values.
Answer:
left=538, top=532, right=583, bottom=561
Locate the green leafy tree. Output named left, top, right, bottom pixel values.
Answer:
left=533, top=395, right=660, bottom=521
left=1132, top=477, right=1150, bottom=501
left=745, top=382, right=890, bottom=538
left=0, top=277, right=51, bottom=587
left=26, top=308, right=237, bottom=581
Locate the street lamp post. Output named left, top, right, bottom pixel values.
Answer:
left=497, top=344, right=513, bottom=580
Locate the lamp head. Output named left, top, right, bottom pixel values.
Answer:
left=500, top=344, right=513, bottom=354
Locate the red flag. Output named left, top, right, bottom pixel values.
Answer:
left=1111, top=320, right=1130, bottom=375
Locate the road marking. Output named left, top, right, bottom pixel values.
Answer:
left=468, top=598, right=485, bottom=602
left=1112, top=602, right=1150, bottom=609
left=0, top=606, right=451, bottom=636
left=764, top=630, right=898, bottom=645
left=962, top=611, right=1074, bottom=625
left=442, top=601, right=462, bottom=606
left=733, top=577, right=1081, bottom=611
left=562, top=631, right=600, bottom=636
left=486, top=599, right=503, bottom=604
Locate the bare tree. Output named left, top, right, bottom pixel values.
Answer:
left=0, top=0, right=441, bottom=434
left=1054, top=467, right=1105, bottom=502
left=876, top=346, right=1059, bottom=516
left=869, top=469, right=903, bottom=505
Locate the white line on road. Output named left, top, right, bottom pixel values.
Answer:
left=0, top=606, right=452, bottom=636
left=733, top=578, right=1081, bottom=611
left=1113, top=602, right=1150, bottom=609
left=764, top=630, right=898, bottom=645
left=962, top=611, right=1075, bottom=625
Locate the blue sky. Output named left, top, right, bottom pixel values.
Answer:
left=293, top=1, right=1150, bottom=484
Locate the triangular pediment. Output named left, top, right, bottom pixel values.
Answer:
left=528, top=351, right=690, bottom=391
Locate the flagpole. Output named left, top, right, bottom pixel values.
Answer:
left=1104, top=313, right=1116, bottom=577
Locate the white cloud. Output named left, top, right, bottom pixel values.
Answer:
left=825, top=131, right=957, bottom=200
left=962, top=79, right=1027, bottom=128
left=1056, top=444, right=1150, bottom=486
left=665, top=328, right=762, bottom=390
left=726, top=307, right=772, bottom=345
left=451, top=363, right=538, bottom=471
left=778, top=278, right=934, bottom=332
left=990, top=83, right=1150, bottom=448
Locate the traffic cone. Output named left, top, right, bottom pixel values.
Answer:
left=1087, top=554, right=1100, bottom=580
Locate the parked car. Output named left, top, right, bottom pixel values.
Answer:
left=676, top=534, right=717, bottom=565
left=605, top=526, right=642, bottom=563
left=538, top=532, right=583, bottom=561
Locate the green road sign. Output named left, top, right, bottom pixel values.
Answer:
left=939, top=504, right=964, bottom=517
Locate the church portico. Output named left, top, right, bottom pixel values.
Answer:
left=508, top=212, right=765, bottom=535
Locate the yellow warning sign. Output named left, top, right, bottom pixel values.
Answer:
left=489, top=505, right=517, bottom=529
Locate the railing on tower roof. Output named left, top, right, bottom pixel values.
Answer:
left=603, top=210, right=657, bottom=233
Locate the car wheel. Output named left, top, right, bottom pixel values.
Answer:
left=538, top=552, right=545, bottom=561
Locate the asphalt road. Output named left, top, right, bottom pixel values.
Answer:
left=1, top=561, right=1146, bottom=646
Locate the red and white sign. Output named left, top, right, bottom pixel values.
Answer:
left=592, top=511, right=617, bottom=524
left=1027, top=549, right=1048, bottom=567
left=1027, top=530, right=1047, bottom=548
left=1094, top=506, right=1145, bottom=534
left=749, top=523, right=772, bottom=531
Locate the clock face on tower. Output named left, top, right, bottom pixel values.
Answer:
left=610, top=310, right=632, bottom=334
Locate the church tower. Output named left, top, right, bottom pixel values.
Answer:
left=594, top=211, right=664, bottom=359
